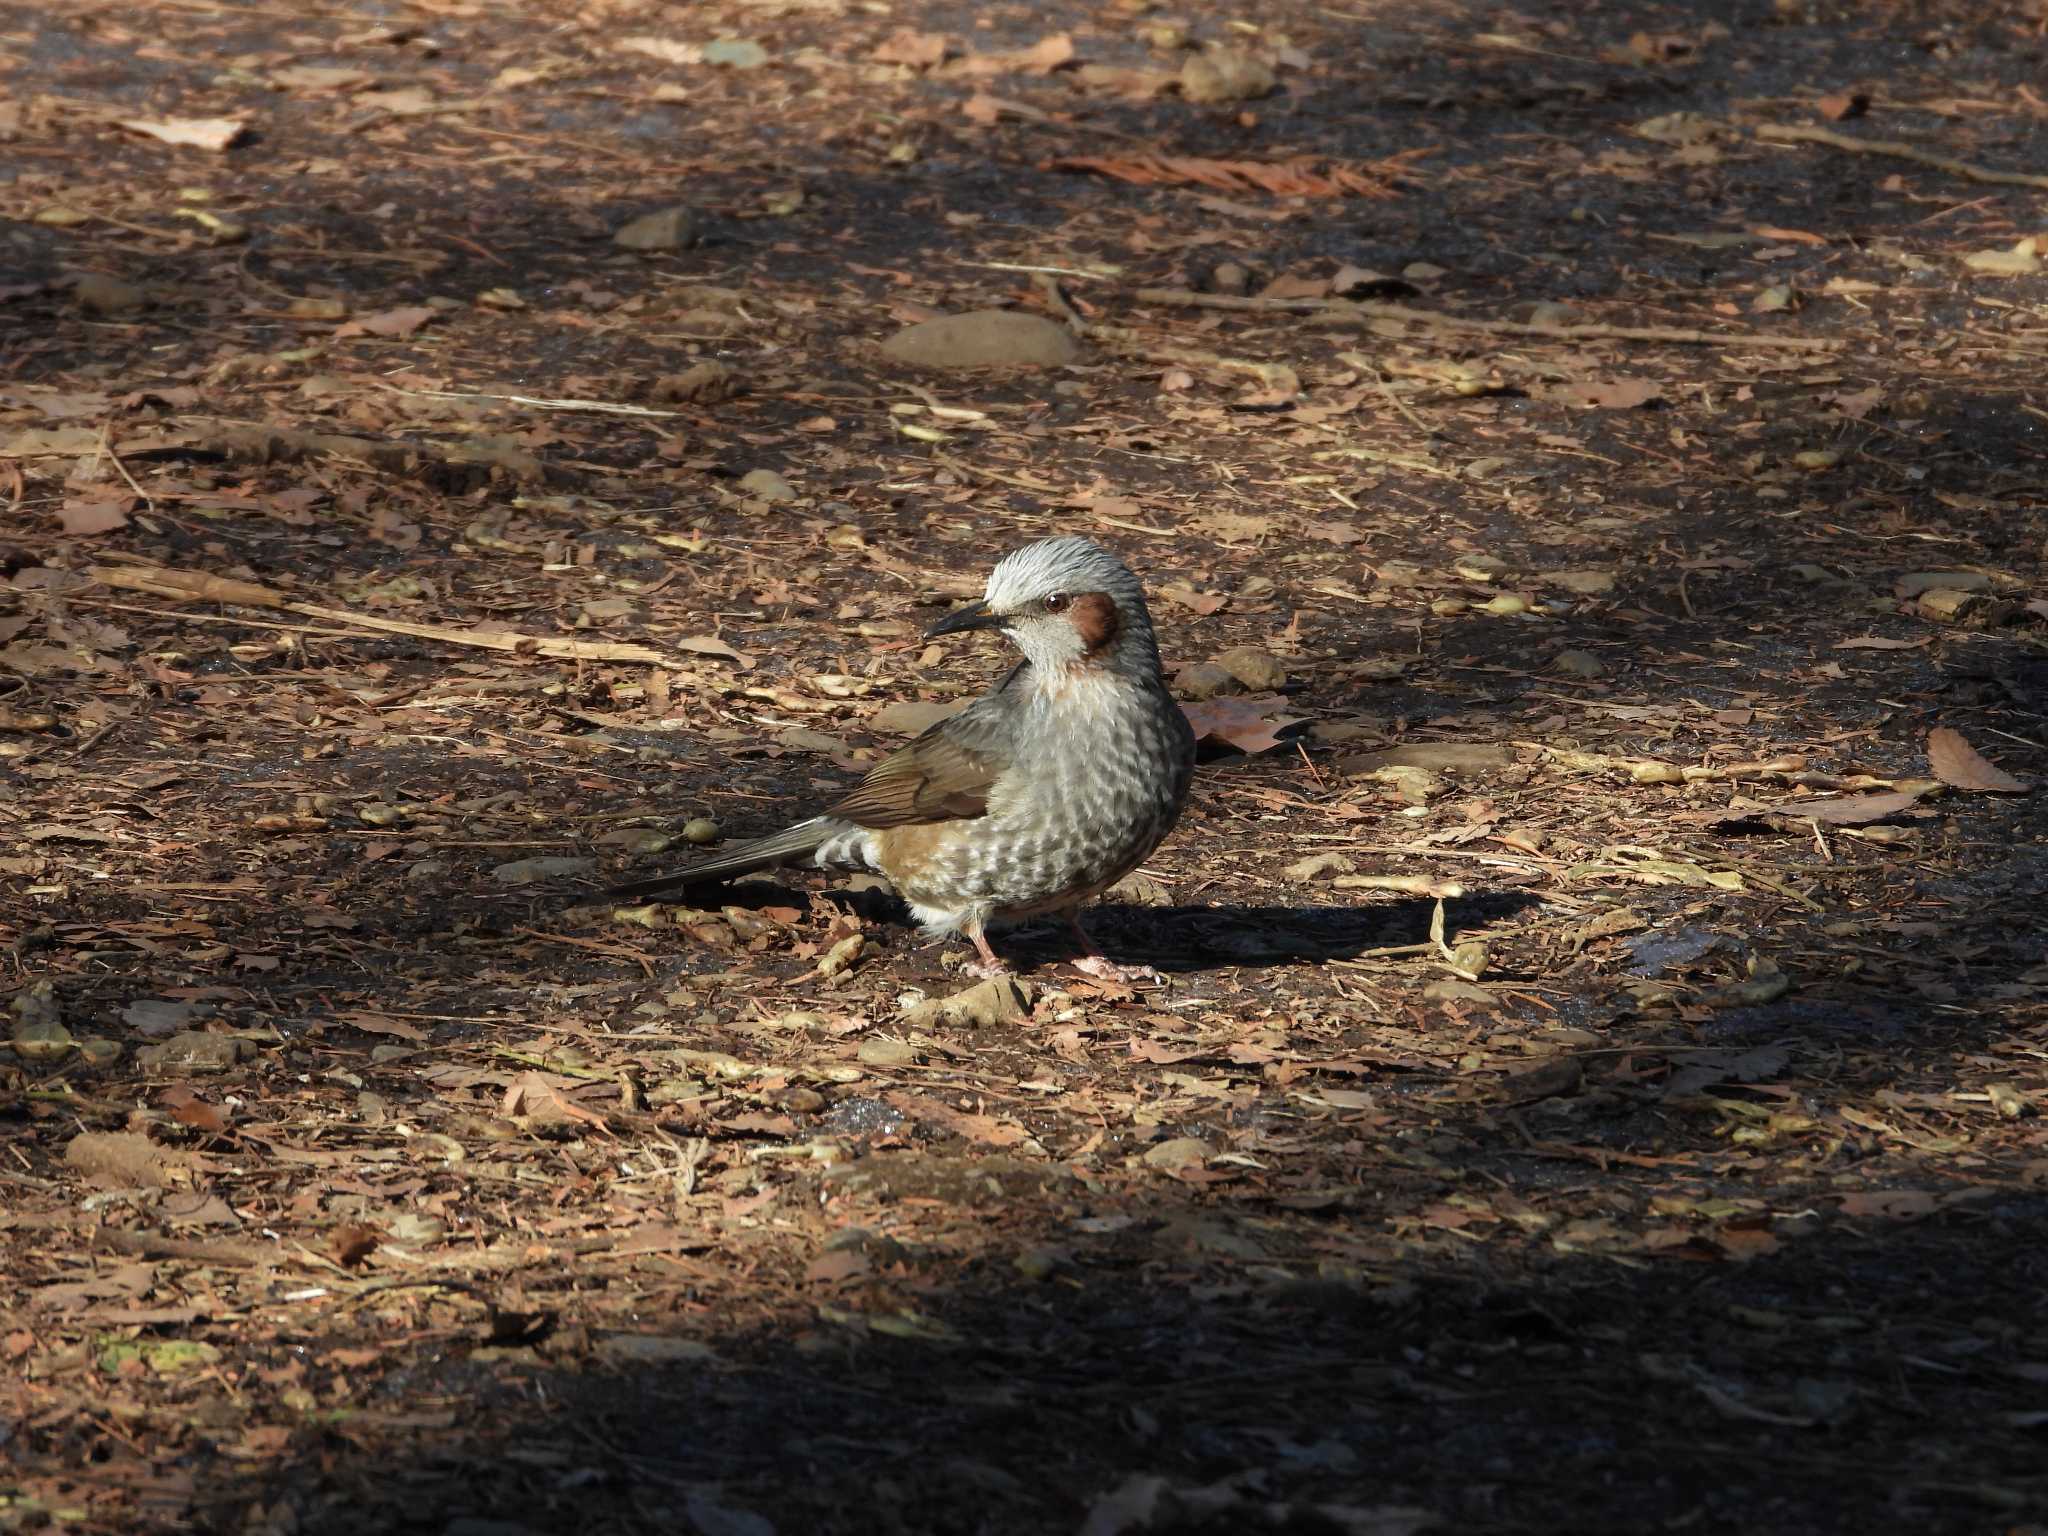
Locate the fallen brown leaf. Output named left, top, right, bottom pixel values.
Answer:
left=118, top=115, right=249, bottom=150
left=1926, top=727, right=2030, bottom=794
left=1551, top=378, right=1665, bottom=409
left=160, top=1087, right=229, bottom=1134
left=57, top=497, right=134, bottom=536
left=872, top=29, right=950, bottom=68
left=330, top=1223, right=385, bottom=1268
left=1157, top=583, right=1227, bottom=615
left=336, top=306, right=438, bottom=339
left=1770, top=790, right=1925, bottom=824
left=673, top=634, right=755, bottom=667
left=1181, top=694, right=1304, bottom=755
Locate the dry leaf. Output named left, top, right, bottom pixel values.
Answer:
left=961, top=93, right=1047, bottom=126
left=1191, top=509, right=1273, bottom=542
left=1157, top=583, right=1227, bottom=615
left=118, top=115, right=249, bottom=151
left=616, top=35, right=703, bottom=65
left=369, top=507, right=421, bottom=549
left=1007, top=34, right=1075, bottom=74
left=269, top=65, right=375, bottom=92
left=1750, top=225, right=1828, bottom=245
left=1181, top=695, right=1303, bottom=755
left=1770, top=790, right=1924, bottom=825
left=336, top=306, right=437, bottom=339
left=160, top=1086, right=229, bottom=1134
left=1962, top=238, right=2040, bottom=276
left=1259, top=273, right=1331, bottom=301
left=334, top=1010, right=429, bottom=1042
left=952, top=35, right=1075, bottom=76
left=1926, top=727, right=2030, bottom=794
left=674, top=634, right=754, bottom=668
left=502, top=1071, right=608, bottom=1130
left=1306, top=520, right=1364, bottom=544
left=872, top=29, right=951, bottom=68
left=2, top=426, right=104, bottom=458
left=57, top=497, right=134, bottom=536
left=329, top=1223, right=385, bottom=1268
left=1552, top=378, right=1665, bottom=409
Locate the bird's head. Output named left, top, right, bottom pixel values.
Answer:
left=925, top=535, right=1163, bottom=677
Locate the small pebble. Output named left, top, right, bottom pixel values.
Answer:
left=738, top=468, right=795, bottom=502
left=1209, top=261, right=1250, bottom=295
left=1175, top=662, right=1242, bottom=700
left=1215, top=646, right=1287, bottom=691
left=856, top=1037, right=919, bottom=1068
left=74, top=273, right=146, bottom=314
left=613, top=207, right=697, bottom=251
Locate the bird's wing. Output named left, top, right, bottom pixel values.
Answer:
left=828, top=668, right=1023, bottom=828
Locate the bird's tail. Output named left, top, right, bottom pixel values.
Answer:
left=608, top=816, right=835, bottom=902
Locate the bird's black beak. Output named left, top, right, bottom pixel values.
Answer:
left=924, top=601, right=1002, bottom=640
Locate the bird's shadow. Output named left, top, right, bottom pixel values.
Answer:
left=1012, top=892, right=1542, bottom=974
left=722, top=883, right=1545, bottom=975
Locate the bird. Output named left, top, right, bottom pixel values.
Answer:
left=611, top=535, right=1196, bottom=979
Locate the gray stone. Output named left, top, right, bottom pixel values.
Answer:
left=881, top=310, right=1081, bottom=369
left=1179, top=49, right=1274, bottom=103
left=613, top=207, right=697, bottom=251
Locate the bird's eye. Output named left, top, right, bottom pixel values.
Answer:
left=1044, top=593, right=1070, bottom=613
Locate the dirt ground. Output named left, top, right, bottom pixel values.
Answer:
left=5, top=0, right=2048, bottom=1531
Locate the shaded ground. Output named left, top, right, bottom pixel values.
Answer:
left=5, top=0, right=2048, bottom=1531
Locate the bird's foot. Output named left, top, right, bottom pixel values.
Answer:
left=1063, top=914, right=1159, bottom=985
left=958, top=925, right=1011, bottom=981
left=1069, top=954, right=1160, bottom=985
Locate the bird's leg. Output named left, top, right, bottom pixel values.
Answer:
left=1065, top=912, right=1161, bottom=985
left=960, top=921, right=1011, bottom=980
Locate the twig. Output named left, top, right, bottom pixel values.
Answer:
left=291, top=604, right=689, bottom=667
left=1524, top=744, right=1814, bottom=786
left=74, top=596, right=420, bottom=643
left=1329, top=941, right=1438, bottom=966
left=1341, top=875, right=1467, bottom=898
left=1031, top=271, right=1085, bottom=332
left=968, top=260, right=1114, bottom=280
left=1131, top=288, right=1843, bottom=351
left=1753, top=122, right=2048, bottom=191
left=97, top=423, right=156, bottom=514
left=381, top=385, right=684, bottom=418
left=86, top=564, right=716, bottom=669
left=1371, top=367, right=1436, bottom=438
left=10, top=715, right=120, bottom=770
left=86, top=1227, right=285, bottom=1269
left=930, top=452, right=1064, bottom=495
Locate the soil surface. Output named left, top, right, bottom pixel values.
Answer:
left=5, top=1, right=2048, bottom=1532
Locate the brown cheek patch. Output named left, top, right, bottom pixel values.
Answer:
left=1068, top=591, right=1120, bottom=655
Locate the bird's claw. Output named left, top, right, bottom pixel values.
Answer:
left=1070, top=955, right=1160, bottom=985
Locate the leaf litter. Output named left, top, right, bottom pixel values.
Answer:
left=2, top=0, right=2047, bottom=1532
